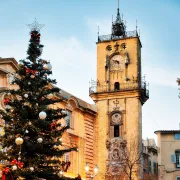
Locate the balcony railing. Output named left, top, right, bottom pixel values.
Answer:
left=98, top=30, right=138, bottom=43
left=89, top=81, right=149, bottom=98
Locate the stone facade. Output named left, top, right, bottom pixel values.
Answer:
left=90, top=35, right=148, bottom=180
left=142, top=138, right=158, bottom=180
left=155, top=130, right=180, bottom=180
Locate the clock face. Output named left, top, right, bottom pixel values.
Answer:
left=110, top=55, right=123, bottom=71
left=111, top=113, right=122, bottom=125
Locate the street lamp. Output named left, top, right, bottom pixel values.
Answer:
left=85, top=163, right=98, bottom=179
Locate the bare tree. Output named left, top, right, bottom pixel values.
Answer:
left=121, top=141, right=143, bottom=180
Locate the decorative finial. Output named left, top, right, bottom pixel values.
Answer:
left=112, top=15, right=113, bottom=24
left=116, top=0, right=121, bottom=23
left=27, top=18, right=44, bottom=32
left=98, top=26, right=99, bottom=36
left=122, top=13, right=124, bottom=22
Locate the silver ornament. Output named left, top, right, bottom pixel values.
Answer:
left=30, top=167, right=34, bottom=171
left=37, top=138, right=43, bottom=143
left=24, top=94, right=28, bottom=98
left=12, top=165, right=17, bottom=171
left=39, top=111, right=47, bottom=120
left=25, top=130, right=29, bottom=133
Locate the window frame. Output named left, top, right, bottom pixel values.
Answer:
left=65, top=110, right=74, bottom=129
left=176, top=151, right=180, bottom=168
left=175, top=133, right=180, bottom=140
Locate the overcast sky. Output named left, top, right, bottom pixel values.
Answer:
left=0, top=0, right=180, bottom=142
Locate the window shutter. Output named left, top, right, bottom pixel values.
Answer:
left=110, top=126, right=114, bottom=138
left=148, top=161, right=151, bottom=173
left=171, top=154, right=176, bottom=163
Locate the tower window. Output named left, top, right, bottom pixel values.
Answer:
left=114, top=125, right=119, bottom=137
left=114, top=82, right=120, bottom=91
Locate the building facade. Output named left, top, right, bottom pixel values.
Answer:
left=143, top=138, right=158, bottom=180
left=155, top=130, right=180, bottom=180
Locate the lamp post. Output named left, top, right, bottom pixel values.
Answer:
left=85, top=163, right=98, bottom=179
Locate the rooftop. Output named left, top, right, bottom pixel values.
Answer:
left=154, top=130, right=180, bottom=134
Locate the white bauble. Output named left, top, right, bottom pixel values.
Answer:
left=43, top=63, right=52, bottom=70
left=18, top=157, right=21, bottom=161
left=12, top=165, right=17, bottom=171
left=7, top=92, right=11, bottom=96
left=28, top=82, right=31, bottom=85
left=37, top=138, right=43, bottom=143
left=39, top=111, right=47, bottom=120
left=28, top=121, right=32, bottom=125
left=15, top=137, right=24, bottom=145
left=30, top=75, right=35, bottom=79
left=47, top=63, right=52, bottom=70
left=30, top=167, right=34, bottom=171
left=47, top=93, right=53, bottom=99
left=58, top=138, right=62, bottom=142
left=24, top=94, right=28, bottom=98
left=25, top=130, right=29, bottom=133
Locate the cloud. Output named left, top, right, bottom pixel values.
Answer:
left=0, top=36, right=96, bottom=103
left=41, top=36, right=96, bottom=103
left=143, top=65, right=179, bottom=88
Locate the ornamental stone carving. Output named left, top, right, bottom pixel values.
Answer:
left=106, top=138, right=127, bottom=177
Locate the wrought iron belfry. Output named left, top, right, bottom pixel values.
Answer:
left=111, top=0, right=126, bottom=37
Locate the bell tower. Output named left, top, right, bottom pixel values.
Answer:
left=90, top=2, right=149, bottom=180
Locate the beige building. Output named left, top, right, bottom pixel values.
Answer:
left=142, top=138, right=158, bottom=179
left=155, top=130, right=180, bottom=180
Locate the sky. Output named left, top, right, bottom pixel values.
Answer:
left=0, top=0, right=180, bottom=142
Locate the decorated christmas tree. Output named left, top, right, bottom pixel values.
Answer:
left=0, top=20, right=80, bottom=180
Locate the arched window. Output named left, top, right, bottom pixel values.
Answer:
left=114, top=82, right=120, bottom=91
left=109, top=112, right=123, bottom=138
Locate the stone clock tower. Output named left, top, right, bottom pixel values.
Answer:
left=89, top=4, right=149, bottom=180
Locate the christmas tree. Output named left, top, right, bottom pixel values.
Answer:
left=0, top=20, right=80, bottom=180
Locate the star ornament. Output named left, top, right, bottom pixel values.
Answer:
left=27, top=19, right=44, bottom=32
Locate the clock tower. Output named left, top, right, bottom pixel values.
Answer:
left=89, top=3, right=149, bottom=180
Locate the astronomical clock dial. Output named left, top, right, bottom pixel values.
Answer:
left=111, top=113, right=122, bottom=125
left=110, top=55, right=123, bottom=71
